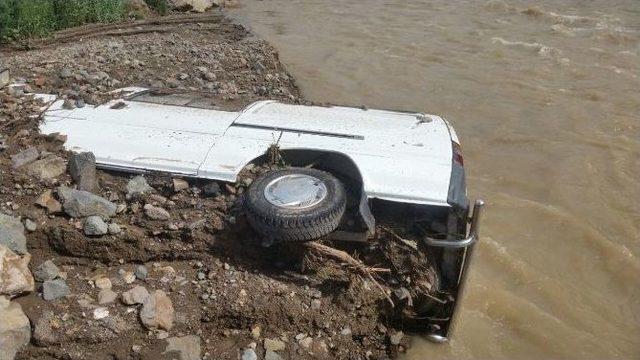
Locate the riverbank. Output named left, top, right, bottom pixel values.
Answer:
left=0, top=10, right=412, bottom=360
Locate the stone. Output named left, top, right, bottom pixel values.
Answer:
left=98, top=288, right=118, bottom=304
left=310, top=339, right=328, bottom=355
left=33, top=260, right=59, bottom=282
left=107, top=223, right=122, bottom=235
left=24, top=155, right=67, bottom=180
left=298, top=336, right=313, bottom=349
left=24, top=219, right=37, bottom=232
left=173, top=178, right=189, bottom=192
left=57, top=186, right=117, bottom=219
left=121, top=271, right=136, bottom=284
left=171, top=0, right=214, bottom=13
left=144, top=204, right=171, bottom=221
left=140, top=290, right=174, bottom=330
left=202, top=181, right=221, bottom=196
left=242, top=348, right=257, bottom=360
left=42, top=279, right=70, bottom=301
left=35, top=190, right=62, bottom=214
left=68, top=152, right=98, bottom=192
left=311, top=299, right=321, bottom=310
left=10, top=147, right=39, bottom=169
left=251, top=324, right=261, bottom=339
left=0, top=68, right=9, bottom=88
left=94, top=277, right=112, bottom=290
left=0, top=296, right=31, bottom=360
left=264, top=338, right=286, bottom=352
left=0, top=245, right=34, bottom=298
left=0, top=213, right=27, bottom=255
left=84, top=216, right=108, bottom=236
left=33, top=311, right=58, bottom=346
left=126, top=176, right=154, bottom=199
left=163, top=335, right=201, bottom=360
left=264, top=350, right=283, bottom=360
left=121, top=285, right=150, bottom=305
left=93, top=307, right=110, bottom=320
left=389, top=331, right=404, bottom=346
left=134, top=265, right=148, bottom=280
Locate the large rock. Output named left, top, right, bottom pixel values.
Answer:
left=24, top=155, right=67, bottom=181
left=140, top=290, right=174, bottom=330
left=0, top=68, right=9, bottom=89
left=0, top=213, right=27, bottom=255
left=10, top=147, right=39, bottom=169
left=83, top=216, right=108, bottom=236
left=170, top=0, right=214, bottom=12
left=126, top=176, right=154, bottom=200
left=0, top=296, right=31, bottom=360
left=121, top=285, right=149, bottom=305
left=0, top=245, right=34, bottom=298
left=143, top=204, right=170, bottom=221
left=42, top=279, right=70, bottom=301
left=68, top=152, right=98, bottom=193
left=35, top=190, right=62, bottom=214
left=33, top=260, right=59, bottom=282
left=163, top=335, right=201, bottom=360
left=57, top=186, right=117, bottom=219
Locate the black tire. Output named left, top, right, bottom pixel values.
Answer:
left=244, top=168, right=346, bottom=243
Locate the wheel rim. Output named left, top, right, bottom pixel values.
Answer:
left=263, top=174, right=328, bottom=209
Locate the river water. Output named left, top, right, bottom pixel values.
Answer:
left=230, top=1, right=639, bottom=359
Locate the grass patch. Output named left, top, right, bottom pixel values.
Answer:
left=0, top=0, right=129, bottom=43
left=144, top=0, right=169, bottom=15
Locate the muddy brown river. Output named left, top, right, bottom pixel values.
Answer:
left=230, top=1, right=640, bottom=359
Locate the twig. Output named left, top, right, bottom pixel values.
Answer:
left=305, top=241, right=395, bottom=307
left=379, top=226, right=419, bottom=253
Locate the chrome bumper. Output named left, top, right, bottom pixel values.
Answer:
left=424, top=199, right=485, bottom=343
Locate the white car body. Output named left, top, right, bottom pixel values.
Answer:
left=37, top=87, right=458, bottom=207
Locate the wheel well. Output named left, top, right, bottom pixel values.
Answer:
left=242, top=149, right=373, bottom=233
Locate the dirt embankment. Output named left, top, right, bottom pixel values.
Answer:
left=0, top=11, right=418, bottom=360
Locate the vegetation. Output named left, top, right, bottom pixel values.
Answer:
left=0, top=0, right=169, bottom=44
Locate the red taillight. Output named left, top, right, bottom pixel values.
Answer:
left=452, top=142, right=464, bottom=166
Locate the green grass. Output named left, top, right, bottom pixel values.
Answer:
left=0, top=0, right=173, bottom=43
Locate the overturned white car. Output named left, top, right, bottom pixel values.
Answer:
left=37, top=87, right=484, bottom=342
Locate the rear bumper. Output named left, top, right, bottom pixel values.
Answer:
left=423, top=199, right=485, bottom=342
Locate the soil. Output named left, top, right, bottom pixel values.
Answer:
left=0, top=10, right=436, bottom=360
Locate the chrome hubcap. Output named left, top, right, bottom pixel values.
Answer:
left=264, top=174, right=328, bottom=209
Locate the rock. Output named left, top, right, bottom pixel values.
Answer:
left=0, top=296, right=31, bottom=360
left=24, top=155, right=67, bottom=180
left=264, top=350, right=283, bottom=360
left=140, top=290, right=174, bottom=330
left=93, top=307, right=110, bottom=320
left=144, top=204, right=171, bottom=221
left=35, top=190, right=62, bottom=214
left=0, top=213, right=27, bottom=255
left=173, top=178, right=189, bottom=192
left=163, top=335, right=201, bottom=360
left=389, top=331, right=404, bottom=346
left=311, top=299, right=321, bottom=310
left=121, top=271, right=136, bottom=284
left=310, top=339, right=328, bottom=355
left=94, top=277, right=112, bottom=290
left=68, top=152, right=98, bottom=192
left=98, top=288, right=118, bottom=304
left=298, top=336, right=313, bottom=350
left=24, top=219, right=36, bottom=232
left=202, top=181, right=221, bottom=196
left=42, top=279, right=70, bottom=301
left=251, top=324, right=261, bottom=339
left=121, top=285, right=149, bottom=305
left=134, top=265, right=148, bottom=280
left=242, top=348, right=257, bottom=360
left=33, top=260, right=59, bottom=282
left=84, top=216, right=108, bottom=236
left=170, top=0, right=214, bottom=13
left=10, top=147, right=39, bottom=169
left=264, top=338, right=286, bottom=352
left=126, top=176, right=154, bottom=199
left=57, top=186, right=117, bottom=219
left=33, top=311, right=58, bottom=346
left=107, top=223, right=122, bottom=235
left=0, top=245, right=34, bottom=298
left=0, top=68, right=9, bottom=88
